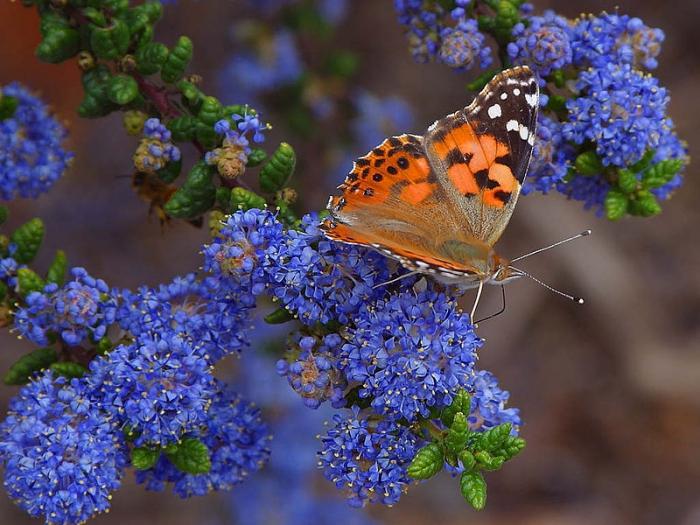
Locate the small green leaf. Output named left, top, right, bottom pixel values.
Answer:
left=407, top=443, right=444, bottom=480
left=246, top=148, right=268, bottom=168
left=324, top=51, right=359, bottom=78
left=50, top=361, right=88, bottom=379
left=474, top=450, right=505, bottom=471
left=165, top=438, right=211, bottom=474
left=36, top=27, right=80, bottom=63
left=643, top=159, right=684, bottom=189
left=264, top=307, right=294, bottom=324
left=441, top=389, right=472, bottom=427
left=0, top=206, right=8, bottom=225
left=617, top=169, right=639, bottom=194
left=476, top=423, right=512, bottom=453
left=445, top=412, right=469, bottom=455
left=167, top=115, right=197, bottom=142
left=96, top=336, right=113, bottom=355
left=46, top=250, right=68, bottom=286
left=90, top=19, right=131, bottom=60
left=574, top=151, right=603, bottom=176
left=492, top=435, right=526, bottom=460
left=629, top=149, right=656, bottom=174
left=164, top=162, right=216, bottom=219
left=107, top=74, right=139, bottom=105
left=604, top=189, right=628, bottom=221
left=459, top=449, right=476, bottom=471
left=156, top=158, right=182, bottom=184
left=132, top=446, right=159, bottom=470
left=4, top=347, right=58, bottom=385
left=135, top=42, right=169, bottom=75
left=466, top=69, right=500, bottom=92
left=161, top=36, right=193, bottom=83
left=17, top=268, right=45, bottom=297
left=460, top=471, right=487, bottom=510
left=0, top=95, right=18, bottom=121
left=260, top=143, right=296, bottom=193
left=634, top=190, right=662, bottom=217
left=230, top=187, right=266, bottom=211
left=11, top=217, right=44, bottom=264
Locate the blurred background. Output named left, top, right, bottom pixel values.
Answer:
left=1, top=0, right=699, bottom=524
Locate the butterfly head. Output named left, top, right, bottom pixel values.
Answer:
left=489, top=254, right=520, bottom=284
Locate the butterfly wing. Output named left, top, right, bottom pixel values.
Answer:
left=423, top=66, right=539, bottom=246
left=321, top=134, right=491, bottom=278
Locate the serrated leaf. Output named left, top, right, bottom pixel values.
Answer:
left=407, top=442, right=444, bottom=480
left=445, top=412, right=469, bottom=455
left=476, top=423, right=512, bottom=453
left=4, top=347, right=57, bottom=385
left=575, top=151, right=603, bottom=176
left=643, top=159, right=684, bottom=189
left=230, top=187, right=266, bottom=211
left=492, top=435, right=526, bottom=460
left=107, top=74, right=139, bottom=105
left=50, top=361, right=88, bottom=379
left=46, top=250, right=67, bottom=286
left=460, top=471, right=487, bottom=510
left=604, top=189, right=628, bottom=221
left=165, top=438, right=211, bottom=474
left=629, top=149, right=656, bottom=173
left=617, top=168, right=639, bottom=194
left=11, top=217, right=44, bottom=264
left=246, top=148, right=267, bottom=168
left=17, top=268, right=45, bottom=297
left=459, top=449, right=476, bottom=471
left=131, top=446, right=159, bottom=470
left=474, top=450, right=505, bottom=471
left=260, top=143, right=296, bottom=193
left=634, top=190, right=662, bottom=217
left=441, top=389, right=472, bottom=427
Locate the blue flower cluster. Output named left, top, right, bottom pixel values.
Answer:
left=133, top=117, right=181, bottom=174
left=395, top=4, right=687, bottom=215
left=0, top=82, right=73, bottom=200
left=394, top=0, right=492, bottom=70
left=206, top=209, right=521, bottom=507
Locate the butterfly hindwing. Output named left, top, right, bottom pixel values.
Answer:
left=423, top=66, right=539, bottom=245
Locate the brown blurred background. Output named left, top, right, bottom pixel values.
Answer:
left=1, top=1, right=699, bottom=524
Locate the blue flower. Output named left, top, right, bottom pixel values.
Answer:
left=351, top=90, right=414, bottom=151
left=276, top=332, right=347, bottom=409
left=439, top=19, right=492, bottom=70
left=339, top=285, right=481, bottom=421
left=651, top=124, right=688, bottom=201
left=571, top=12, right=665, bottom=70
left=0, top=82, right=73, bottom=200
left=136, top=381, right=271, bottom=497
left=133, top=117, right=181, bottom=173
left=14, top=267, right=117, bottom=346
left=468, top=370, right=522, bottom=432
left=557, top=170, right=611, bottom=215
left=0, top=373, right=126, bottom=524
left=318, top=410, right=422, bottom=507
left=264, top=213, right=391, bottom=325
left=203, top=208, right=284, bottom=298
left=115, top=273, right=253, bottom=362
left=563, top=63, right=669, bottom=167
left=508, top=11, right=573, bottom=76
left=523, top=115, right=573, bottom=195
left=87, top=332, right=215, bottom=446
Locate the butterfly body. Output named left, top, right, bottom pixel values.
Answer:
left=321, top=66, right=539, bottom=288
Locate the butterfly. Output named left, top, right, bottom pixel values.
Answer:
left=320, top=67, right=545, bottom=314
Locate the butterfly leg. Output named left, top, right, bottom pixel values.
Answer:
left=475, top=285, right=507, bottom=324
left=470, top=279, right=485, bottom=325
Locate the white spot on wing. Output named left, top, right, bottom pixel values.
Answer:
left=519, top=124, right=529, bottom=140
left=525, top=93, right=538, bottom=107
left=506, top=119, right=519, bottom=132
left=500, top=92, right=508, bottom=100
left=487, top=104, right=502, bottom=119
left=513, top=88, right=521, bottom=96
left=528, top=133, right=535, bottom=146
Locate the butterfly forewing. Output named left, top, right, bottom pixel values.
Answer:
left=423, top=66, right=539, bottom=245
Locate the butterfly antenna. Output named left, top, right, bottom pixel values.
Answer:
left=509, top=266, right=584, bottom=304
left=510, top=230, right=591, bottom=263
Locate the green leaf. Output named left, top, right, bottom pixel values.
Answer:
left=574, top=151, right=603, bottom=176
left=466, top=69, right=500, bottom=92
left=107, top=74, right=139, bottom=105
left=131, top=446, right=159, bottom=470
left=11, top=217, right=44, bottom=264
left=0, top=94, right=19, bottom=120
left=90, top=19, right=131, bottom=60
left=445, top=412, right=469, bottom=455
left=165, top=438, right=211, bottom=474
left=264, top=307, right=294, bottom=324
left=474, top=450, right=505, bottom=471
left=545, top=94, right=568, bottom=115
left=476, top=423, right=512, bottom=453
left=643, top=159, right=684, bottom=189
left=36, top=26, right=80, bottom=63
left=50, top=361, right=89, bottom=379
left=161, top=36, right=193, bottom=83
left=156, top=158, right=182, bottom=184
left=441, top=389, right=472, bottom=427
left=246, top=148, right=268, bottom=167
left=4, top=347, right=58, bottom=385
left=492, top=435, right=526, bottom=460
left=135, top=42, right=169, bottom=75
left=634, top=190, right=662, bottom=217
left=46, top=250, right=68, bottom=286
left=460, top=471, right=487, bottom=510
left=459, top=449, right=476, bottom=471
left=259, top=143, right=296, bottom=193
left=164, top=162, right=217, bottom=219
left=197, top=96, right=223, bottom=126
left=0, top=206, right=8, bottom=225
left=617, top=168, right=639, bottom=194
left=96, top=336, right=113, bottom=355
left=407, top=443, right=444, bottom=480
left=17, top=268, right=45, bottom=297
left=604, top=190, right=628, bottom=221
left=230, top=187, right=266, bottom=211
left=324, top=51, right=359, bottom=78
left=167, top=115, right=197, bottom=142
left=629, top=149, right=656, bottom=174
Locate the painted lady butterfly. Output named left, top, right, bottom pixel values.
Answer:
left=321, top=66, right=582, bottom=317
